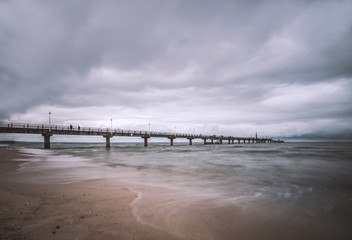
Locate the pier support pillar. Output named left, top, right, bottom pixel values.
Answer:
left=203, top=139, right=207, bottom=144
left=42, top=132, right=52, bottom=149
left=142, top=136, right=150, bottom=147
left=168, top=137, right=175, bottom=146
left=106, top=137, right=110, bottom=148
left=232, top=139, right=234, bottom=144
left=219, top=139, right=223, bottom=144
left=103, top=134, right=113, bottom=148
left=228, top=139, right=231, bottom=144
left=188, top=138, right=193, bottom=145
left=238, top=140, right=240, bottom=144
left=211, top=139, right=214, bottom=144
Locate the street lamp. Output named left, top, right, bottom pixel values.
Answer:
left=110, top=119, right=113, bottom=133
left=49, top=112, right=51, bottom=132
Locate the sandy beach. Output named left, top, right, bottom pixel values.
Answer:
left=0, top=146, right=177, bottom=240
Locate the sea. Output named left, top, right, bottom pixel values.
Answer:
left=2, top=140, right=352, bottom=239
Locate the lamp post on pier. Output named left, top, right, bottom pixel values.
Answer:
left=110, top=119, right=113, bottom=134
left=49, top=112, right=51, bottom=132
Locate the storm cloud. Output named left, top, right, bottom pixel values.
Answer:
left=1, top=0, right=351, bottom=138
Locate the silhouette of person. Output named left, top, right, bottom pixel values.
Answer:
left=70, top=125, right=73, bottom=130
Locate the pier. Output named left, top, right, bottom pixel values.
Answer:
left=0, top=122, right=284, bottom=149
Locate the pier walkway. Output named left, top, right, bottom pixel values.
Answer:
left=0, top=122, right=284, bottom=149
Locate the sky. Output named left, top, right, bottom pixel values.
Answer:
left=0, top=0, right=352, bottom=139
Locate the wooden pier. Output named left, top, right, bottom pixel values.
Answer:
left=0, top=122, right=284, bottom=149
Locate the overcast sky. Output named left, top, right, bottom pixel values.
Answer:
left=1, top=0, right=351, bottom=138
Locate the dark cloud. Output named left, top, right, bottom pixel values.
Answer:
left=0, top=0, right=351, bottom=137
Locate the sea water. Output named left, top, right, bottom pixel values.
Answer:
left=3, top=141, right=352, bottom=239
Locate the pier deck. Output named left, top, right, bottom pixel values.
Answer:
left=0, top=122, right=284, bottom=149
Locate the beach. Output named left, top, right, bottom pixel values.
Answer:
left=0, top=146, right=177, bottom=240
left=1, top=142, right=351, bottom=240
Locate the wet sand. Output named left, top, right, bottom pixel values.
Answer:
left=0, top=146, right=177, bottom=240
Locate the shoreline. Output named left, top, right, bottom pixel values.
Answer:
left=0, top=146, right=33, bottom=174
left=0, top=146, right=177, bottom=239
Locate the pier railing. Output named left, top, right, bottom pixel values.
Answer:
left=0, top=122, right=218, bottom=138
